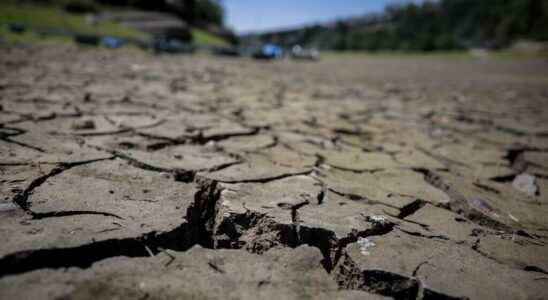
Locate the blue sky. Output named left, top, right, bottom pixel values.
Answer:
left=223, top=0, right=426, bottom=34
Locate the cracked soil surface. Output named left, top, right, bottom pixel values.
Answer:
left=1, top=45, right=548, bottom=299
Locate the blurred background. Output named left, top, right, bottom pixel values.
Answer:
left=0, top=0, right=547, bottom=56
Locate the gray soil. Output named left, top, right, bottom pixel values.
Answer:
left=1, top=45, right=548, bottom=300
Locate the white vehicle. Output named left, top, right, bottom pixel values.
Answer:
left=291, top=45, right=320, bottom=61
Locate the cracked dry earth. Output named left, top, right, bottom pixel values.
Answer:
left=1, top=45, right=548, bottom=300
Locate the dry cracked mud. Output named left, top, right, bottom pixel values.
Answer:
left=1, top=45, right=548, bottom=300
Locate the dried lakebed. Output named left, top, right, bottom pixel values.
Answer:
left=1, top=45, right=548, bottom=299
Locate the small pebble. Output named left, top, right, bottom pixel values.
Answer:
left=0, top=202, right=18, bottom=212
left=512, top=173, right=538, bottom=197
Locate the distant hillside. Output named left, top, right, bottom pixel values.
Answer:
left=242, top=0, right=548, bottom=51
left=7, top=0, right=236, bottom=45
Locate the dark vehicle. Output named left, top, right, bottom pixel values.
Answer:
left=74, top=34, right=101, bottom=46
left=152, top=36, right=194, bottom=54
left=7, top=23, right=26, bottom=34
left=213, top=46, right=241, bottom=57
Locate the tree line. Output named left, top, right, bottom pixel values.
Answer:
left=245, top=0, right=548, bottom=51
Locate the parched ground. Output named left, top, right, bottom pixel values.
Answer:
left=1, top=45, right=548, bottom=300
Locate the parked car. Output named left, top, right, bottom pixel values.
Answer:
left=152, top=36, right=194, bottom=54
left=7, top=23, right=26, bottom=34
left=253, top=43, right=283, bottom=59
left=213, top=46, right=242, bottom=57
left=74, top=34, right=101, bottom=46
left=101, top=36, right=127, bottom=49
left=290, top=45, right=320, bottom=61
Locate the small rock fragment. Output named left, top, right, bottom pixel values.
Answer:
left=357, top=237, right=376, bottom=256
left=71, top=119, right=96, bottom=130
left=366, top=215, right=389, bottom=225
left=512, top=173, right=538, bottom=197
left=467, top=197, right=499, bottom=219
left=0, top=202, right=18, bottom=212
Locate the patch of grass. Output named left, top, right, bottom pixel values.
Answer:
left=93, top=20, right=149, bottom=40
left=0, top=3, right=149, bottom=40
left=192, top=28, right=228, bottom=47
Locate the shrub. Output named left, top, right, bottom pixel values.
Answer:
left=64, top=0, right=98, bottom=14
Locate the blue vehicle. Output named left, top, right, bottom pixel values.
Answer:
left=253, top=43, right=283, bottom=59
left=101, top=36, right=127, bottom=49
